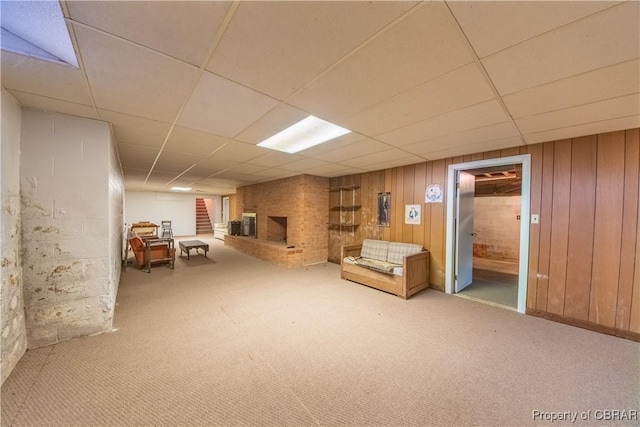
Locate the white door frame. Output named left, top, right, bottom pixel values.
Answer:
left=444, top=154, right=531, bottom=314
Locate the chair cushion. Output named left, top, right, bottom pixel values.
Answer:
left=360, top=239, right=389, bottom=262
left=387, top=242, right=424, bottom=264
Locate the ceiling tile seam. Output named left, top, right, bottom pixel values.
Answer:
left=512, top=91, right=640, bottom=121
left=3, top=88, right=95, bottom=108
left=521, top=113, right=640, bottom=137
left=163, top=136, right=273, bottom=187
left=444, top=1, right=527, bottom=147
left=336, top=61, right=481, bottom=133
left=225, top=3, right=423, bottom=143
left=144, top=1, right=241, bottom=187
left=280, top=2, right=427, bottom=105
left=495, top=57, right=640, bottom=99
left=394, top=119, right=516, bottom=149
left=63, top=19, right=100, bottom=121
left=462, top=0, right=630, bottom=60
left=227, top=4, right=429, bottom=149
left=344, top=95, right=501, bottom=142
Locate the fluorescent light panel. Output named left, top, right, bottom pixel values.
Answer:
left=171, top=187, right=192, bottom=191
left=257, top=115, right=351, bottom=154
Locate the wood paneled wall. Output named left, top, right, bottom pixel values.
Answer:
left=527, top=129, right=640, bottom=338
left=328, top=128, right=640, bottom=338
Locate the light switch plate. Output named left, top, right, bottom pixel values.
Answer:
left=531, top=214, right=539, bottom=224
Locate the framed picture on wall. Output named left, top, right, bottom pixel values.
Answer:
left=405, top=204, right=421, bottom=225
left=378, top=192, right=391, bottom=227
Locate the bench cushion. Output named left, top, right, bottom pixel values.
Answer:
left=387, top=242, right=424, bottom=264
left=360, top=239, right=389, bottom=262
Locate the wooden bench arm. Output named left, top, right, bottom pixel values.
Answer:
left=341, top=244, right=363, bottom=262
left=403, top=250, right=430, bottom=290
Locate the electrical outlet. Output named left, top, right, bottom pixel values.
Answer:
left=531, top=214, right=539, bottom=224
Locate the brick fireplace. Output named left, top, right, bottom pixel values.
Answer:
left=267, top=216, right=287, bottom=242
left=226, top=175, right=329, bottom=268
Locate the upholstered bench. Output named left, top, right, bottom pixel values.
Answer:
left=341, top=239, right=429, bottom=299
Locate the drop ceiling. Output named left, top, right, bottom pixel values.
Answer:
left=1, top=1, right=638, bottom=195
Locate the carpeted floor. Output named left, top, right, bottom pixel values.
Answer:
left=2, top=237, right=639, bottom=426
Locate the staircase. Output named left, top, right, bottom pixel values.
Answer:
left=195, top=198, right=213, bottom=234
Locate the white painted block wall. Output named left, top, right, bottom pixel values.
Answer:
left=1, top=90, right=27, bottom=384
left=20, top=110, right=122, bottom=348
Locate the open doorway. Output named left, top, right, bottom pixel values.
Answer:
left=445, top=155, right=531, bottom=313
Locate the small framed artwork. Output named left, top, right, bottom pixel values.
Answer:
left=405, top=204, right=421, bottom=225
left=425, top=183, right=443, bottom=203
left=378, top=192, right=391, bottom=227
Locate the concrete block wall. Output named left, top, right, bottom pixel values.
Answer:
left=235, top=175, right=329, bottom=266
left=20, top=110, right=120, bottom=348
left=474, top=196, right=521, bottom=261
left=1, top=89, right=27, bottom=384
left=108, top=132, right=124, bottom=305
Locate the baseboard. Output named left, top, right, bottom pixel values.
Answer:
left=526, top=308, right=640, bottom=342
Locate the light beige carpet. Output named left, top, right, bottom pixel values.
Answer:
left=2, top=237, right=639, bottom=426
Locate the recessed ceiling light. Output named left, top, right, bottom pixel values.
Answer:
left=171, top=187, right=192, bottom=191
left=257, top=115, right=351, bottom=154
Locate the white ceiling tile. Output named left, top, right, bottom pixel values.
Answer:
left=378, top=100, right=509, bottom=147
left=116, top=143, right=160, bottom=167
left=153, top=162, right=191, bottom=175
left=503, top=59, right=640, bottom=119
left=74, top=25, right=198, bottom=122
left=448, top=0, right=622, bottom=58
left=146, top=171, right=181, bottom=185
left=191, top=157, right=240, bottom=174
left=421, top=136, right=524, bottom=161
left=523, top=115, right=640, bottom=145
left=178, top=72, right=280, bottom=138
left=164, top=126, right=228, bottom=157
left=304, top=164, right=367, bottom=178
left=482, top=2, right=640, bottom=95
left=224, top=164, right=266, bottom=176
left=234, top=103, right=309, bottom=144
left=402, top=122, right=520, bottom=156
left=313, top=139, right=390, bottom=162
left=359, top=156, right=426, bottom=172
left=68, top=1, right=232, bottom=66
left=288, top=2, right=473, bottom=121
left=0, top=51, right=92, bottom=105
left=279, top=158, right=330, bottom=172
left=9, top=90, right=99, bottom=120
left=98, top=109, right=171, bottom=147
left=516, top=94, right=640, bottom=134
left=207, top=1, right=418, bottom=100
left=201, top=140, right=266, bottom=164
left=297, top=132, right=368, bottom=156
left=122, top=168, right=149, bottom=179
left=248, top=168, right=294, bottom=179
left=247, top=151, right=302, bottom=168
left=339, top=148, right=414, bottom=168
left=156, top=150, right=203, bottom=167
left=342, top=64, right=495, bottom=136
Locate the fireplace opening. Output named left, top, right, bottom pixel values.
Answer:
left=267, top=216, right=287, bottom=243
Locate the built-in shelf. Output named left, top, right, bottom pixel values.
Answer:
left=329, top=185, right=361, bottom=228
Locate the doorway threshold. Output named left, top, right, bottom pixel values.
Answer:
left=452, top=293, right=517, bottom=312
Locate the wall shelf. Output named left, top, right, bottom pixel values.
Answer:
left=329, top=186, right=361, bottom=228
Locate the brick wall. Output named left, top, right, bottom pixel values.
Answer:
left=233, top=175, right=329, bottom=266
left=474, top=196, right=521, bottom=260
